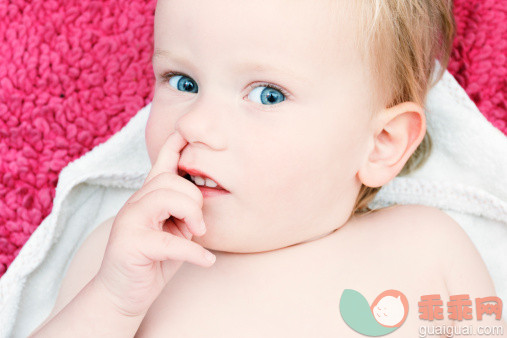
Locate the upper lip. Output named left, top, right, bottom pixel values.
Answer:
left=178, top=164, right=228, bottom=191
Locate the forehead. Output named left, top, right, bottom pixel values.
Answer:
left=153, top=0, right=359, bottom=79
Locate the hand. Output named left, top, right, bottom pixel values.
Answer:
left=93, top=131, right=216, bottom=317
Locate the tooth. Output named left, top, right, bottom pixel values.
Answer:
left=204, top=178, right=218, bottom=188
left=192, top=176, right=205, bottom=186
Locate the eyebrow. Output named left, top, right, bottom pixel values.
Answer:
left=233, top=61, right=305, bottom=82
left=152, top=49, right=186, bottom=64
left=152, top=48, right=304, bottom=82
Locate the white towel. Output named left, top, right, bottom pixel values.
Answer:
left=1, top=63, right=506, bottom=337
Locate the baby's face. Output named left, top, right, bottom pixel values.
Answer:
left=147, top=0, right=376, bottom=252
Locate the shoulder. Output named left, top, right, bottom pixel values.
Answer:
left=31, top=216, right=116, bottom=334
left=365, top=204, right=496, bottom=294
left=88, top=215, right=115, bottom=246
left=61, top=215, right=116, bottom=298
left=372, top=204, right=479, bottom=256
left=58, top=214, right=115, bottom=300
left=360, top=203, right=466, bottom=240
left=354, top=204, right=463, bottom=242
left=70, top=215, right=115, bottom=285
left=352, top=205, right=505, bottom=327
left=354, top=204, right=471, bottom=271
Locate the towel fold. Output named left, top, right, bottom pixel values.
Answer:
left=1, top=62, right=506, bottom=337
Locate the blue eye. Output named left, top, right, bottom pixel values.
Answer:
left=247, top=85, right=286, bottom=105
left=165, top=73, right=198, bottom=93
left=160, top=72, right=287, bottom=105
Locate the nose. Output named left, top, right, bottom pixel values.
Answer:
left=175, top=95, right=227, bottom=150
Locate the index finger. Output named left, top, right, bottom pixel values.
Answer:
left=144, top=132, right=188, bottom=184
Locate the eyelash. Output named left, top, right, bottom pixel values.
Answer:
left=159, top=71, right=290, bottom=98
left=247, top=82, right=290, bottom=98
left=159, top=71, right=184, bottom=84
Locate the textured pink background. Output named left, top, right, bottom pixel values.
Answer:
left=0, top=0, right=505, bottom=277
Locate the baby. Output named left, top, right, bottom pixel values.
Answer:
left=31, top=0, right=506, bottom=336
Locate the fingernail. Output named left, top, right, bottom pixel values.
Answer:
left=204, top=250, right=216, bottom=264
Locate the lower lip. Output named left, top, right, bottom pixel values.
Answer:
left=197, top=185, right=230, bottom=197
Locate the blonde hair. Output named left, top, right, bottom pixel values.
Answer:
left=348, top=0, right=456, bottom=216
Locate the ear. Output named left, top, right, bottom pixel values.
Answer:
left=357, top=102, right=426, bottom=188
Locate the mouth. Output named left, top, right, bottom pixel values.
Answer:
left=178, top=166, right=229, bottom=192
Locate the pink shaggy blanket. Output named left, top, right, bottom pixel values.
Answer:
left=0, top=0, right=506, bottom=277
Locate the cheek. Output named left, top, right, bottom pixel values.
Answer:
left=145, top=106, right=174, bottom=165
left=145, top=120, right=155, bottom=164
left=242, top=123, right=362, bottom=211
left=241, top=131, right=327, bottom=200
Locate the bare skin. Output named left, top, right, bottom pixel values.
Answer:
left=134, top=204, right=451, bottom=337
left=131, top=204, right=504, bottom=337
left=32, top=204, right=505, bottom=337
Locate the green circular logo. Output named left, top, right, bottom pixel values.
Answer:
left=339, top=289, right=409, bottom=336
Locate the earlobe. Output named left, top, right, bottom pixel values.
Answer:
left=357, top=102, right=426, bottom=188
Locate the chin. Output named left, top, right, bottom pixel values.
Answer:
left=194, top=235, right=249, bottom=253
left=192, top=232, right=276, bottom=254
